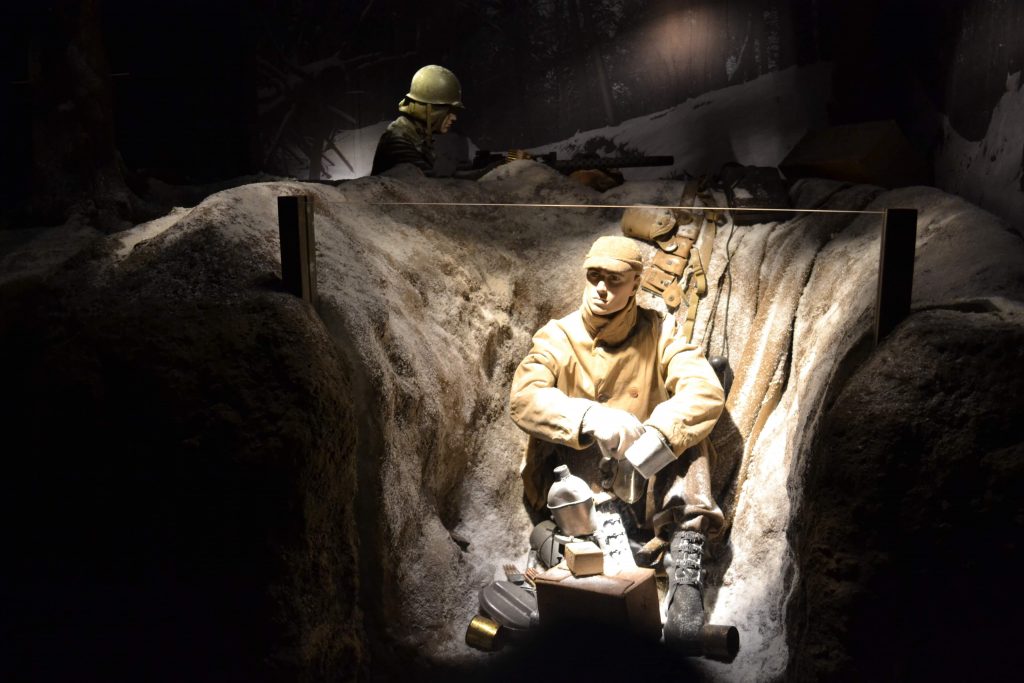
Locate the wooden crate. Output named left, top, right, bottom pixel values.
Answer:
left=533, top=566, right=661, bottom=641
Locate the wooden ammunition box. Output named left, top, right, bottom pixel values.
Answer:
left=533, top=566, right=661, bottom=641
left=564, top=541, right=604, bottom=577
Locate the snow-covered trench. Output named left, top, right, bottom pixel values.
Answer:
left=291, top=165, right=1016, bottom=678
left=313, top=167, right=1021, bottom=681
left=45, top=162, right=1023, bottom=680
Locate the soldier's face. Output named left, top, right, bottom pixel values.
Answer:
left=440, top=111, right=457, bottom=133
left=585, top=268, right=640, bottom=315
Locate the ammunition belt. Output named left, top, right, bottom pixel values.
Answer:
left=620, top=177, right=724, bottom=342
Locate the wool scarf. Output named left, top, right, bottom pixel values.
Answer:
left=580, top=294, right=638, bottom=347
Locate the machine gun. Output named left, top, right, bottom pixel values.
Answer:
left=467, top=149, right=674, bottom=174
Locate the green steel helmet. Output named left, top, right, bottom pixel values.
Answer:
left=406, top=65, right=464, bottom=109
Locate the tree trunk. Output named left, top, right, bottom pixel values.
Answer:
left=574, top=0, right=615, bottom=127
left=28, top=0, right=137, bottom=230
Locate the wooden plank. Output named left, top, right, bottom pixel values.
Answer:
left=874, top=208, right=917, bottom=345
left=277, top=195, right=317, bottom=304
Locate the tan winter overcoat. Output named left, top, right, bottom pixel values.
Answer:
left=510, top=305, right=725, bottom=513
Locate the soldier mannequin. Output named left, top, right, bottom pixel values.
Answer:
left=509, top=235, right=726, bottom=653
left=371, top=65, right=463, bottom=176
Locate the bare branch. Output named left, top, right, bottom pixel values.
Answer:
left=263, top=103, right=298, bottom=166
left=326, top=105, right=357, bottom=125
left=358, top=0, right=378, bottom=25
left=327, top=139, right=355, bottom=173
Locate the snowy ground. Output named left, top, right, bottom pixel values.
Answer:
left=528, top=63, right=833, bottom=182
left=935, top=70, right=1024, bottom=233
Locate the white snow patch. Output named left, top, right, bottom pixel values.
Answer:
left=322, top=120, right=390, bottom=179
left=529, top=63, right=832, bottom=180
left=114, top=207, right=189, bottom=258
left=935, top=71, right=1024, bottom=232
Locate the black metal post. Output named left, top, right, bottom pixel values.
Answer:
left=874, top=208, right=917, bottom=345
left=277, top=195, right=317, bottom=304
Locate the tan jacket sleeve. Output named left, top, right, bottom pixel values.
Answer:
left=509, top=323, right=593, bottom=450
left=643, top=317, right=725, bottom=456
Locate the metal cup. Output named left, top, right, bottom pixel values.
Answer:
left=612, top=459, right=645, bottom=503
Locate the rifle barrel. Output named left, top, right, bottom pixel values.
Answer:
left=550, top=155, right=674, bottom=170
left=468, top=151, right=675, bottom=171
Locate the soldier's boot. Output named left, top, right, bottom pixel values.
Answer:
left=662, top=529, right=707, bottom=656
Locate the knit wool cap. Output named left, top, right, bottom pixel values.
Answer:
left=583, top=235, right=643, bottom=272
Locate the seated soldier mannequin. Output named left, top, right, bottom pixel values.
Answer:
left=509, top=235, right=726, bottom=653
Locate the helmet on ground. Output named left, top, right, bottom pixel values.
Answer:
left=406, top=65, right=464, bottom=109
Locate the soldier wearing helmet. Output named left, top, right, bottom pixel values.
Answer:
left=371, top=65, right=464, bottom=176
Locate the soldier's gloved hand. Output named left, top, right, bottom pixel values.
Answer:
left=581, top=403, right=645, bottom=460
left=624, top=427, right=677, bottom=479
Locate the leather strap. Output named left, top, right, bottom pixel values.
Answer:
left=692, top=214, right=717, bottom=297
left=682, top=283, right=701, bottom=343
left=675, top=178, right=700, bottom=226
left=681, top=197, right=722, bottom=342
